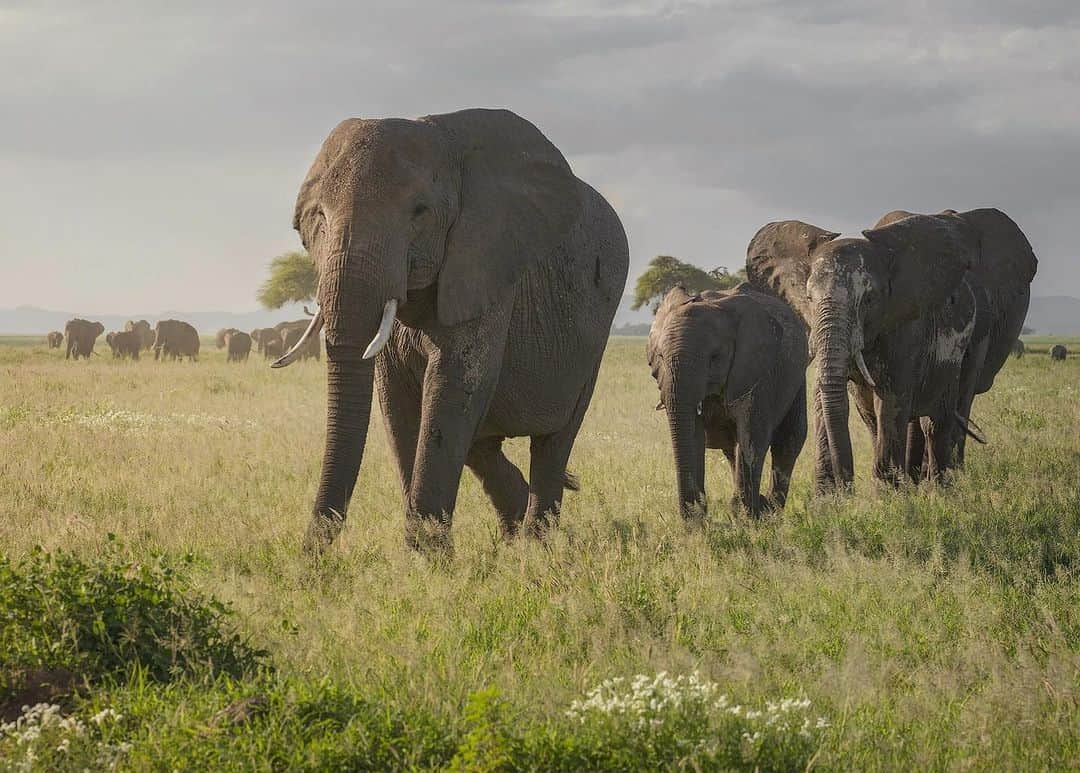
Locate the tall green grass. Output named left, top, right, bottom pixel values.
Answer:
left=0, top=337, right=1077, bottom=769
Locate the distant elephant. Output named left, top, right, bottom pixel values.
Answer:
left=153, top=319, right=200, bottom=361
left=124, top=319, right=155, bottom=351
left=106, top=330, right=141, bottom=360
left=274, top=108, right=629, bottom=553
left=275, top=320, right=321, bottom=361
left=263, top=338, right=284, bottom=360
left=1051, top=344, right=1067, bottom=361
left=225, top=330, right=252, bottom=362
left=1012, top=339, right=1025, bottom=358
left=648, top=284, right=808, bottom=518
left=215, top=328, right=241, bottom=349
left=64, top=319, right=105, bottom=360
left=45, top=331, right=63, bottom=349
left=747, top=214, right=981, bottom=491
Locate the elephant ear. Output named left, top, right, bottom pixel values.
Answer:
left=861, top=213, right=976, bottom=328
left=956, top=208, right=1038, bottom=321
left=715, top=297, right=777, bottom=403
left=745, top=220, right=839, bottom=327
left=647, top=286, right=693, bottom=368
left=421, top=109, right=582, bottom=326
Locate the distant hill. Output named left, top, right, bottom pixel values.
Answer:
left=1025, top=296, right=1080, bottom=335
left=0, top=304, right=312, bottom=335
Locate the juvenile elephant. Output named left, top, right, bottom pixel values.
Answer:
left=46, top=331, right=63, bottom=349
left=1051, top=344, right=1067, bottom=361
left=276, top=320, right=320, bottom=361
left=274, top=108, right=629, bottom=554
left=153, top=319, right=200, bottom=361
left=124, top=319, right=155, bottom=351
left=747, top=215, right=980, bottom=491
left=225, top=330, right=252, bottom=362
left=263, top=337, right=284, bottom=360
left=106, top=330, right=141, bottom=360
left=648, top=285, right=808, bottom=518
left=215, top=328, right=241, bottom=349
left=64, top=319, right=105, bottom=360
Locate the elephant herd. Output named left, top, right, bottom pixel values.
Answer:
left=264, top=107, right=1053, bottom=555
left=51, top=317, right=322, bottom=363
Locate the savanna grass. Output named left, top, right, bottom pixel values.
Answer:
left=0, top=336, right=1077, bottom=769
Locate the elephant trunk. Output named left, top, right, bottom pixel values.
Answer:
left=815, top=301, right=854, bottom=489
left=664, top=365, right=707, bottom=519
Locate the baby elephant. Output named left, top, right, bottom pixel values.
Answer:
left=224, top=330, right=252, bottom=362
left=648, top=285, right=809, bottom=518
left=46, top=331, right=63, bottom=349
left=106, top=330, right=141, bottom=360
left=1051, top=344, right=1067, bottom=361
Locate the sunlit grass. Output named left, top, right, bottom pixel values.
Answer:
left=1, top=335, right=1078, bottom=768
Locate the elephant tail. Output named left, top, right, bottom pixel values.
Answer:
left=954, top=411, right=987, bottom=445
left=563, top=471, right=581, bottom=491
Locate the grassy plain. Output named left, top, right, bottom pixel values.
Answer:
left=0, top=334, right=1078, bottom=769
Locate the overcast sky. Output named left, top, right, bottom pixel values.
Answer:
left=2, top=0, right=1078, bottom=313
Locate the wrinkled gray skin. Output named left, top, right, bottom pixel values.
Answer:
left=46, top=331, right=63, bottom=349
left=250, top=328, right=282, bottom=358
left=153, top=319, right=200, bottom=361
left=1051, top=344, right=1067, bottom=361
left=747, top=214, right=980, bottom=491
left=106, top=330, right=141, bottom=360
left=224, top=330, right=252, bottom=362
left=276, top=320, right=321, bottom=361
left=1012, top=339, right=1025, bottom=359
left=286, top=108, right=628, bottom=553
left=124, top=320, right=155, bottom=351
left=216, top=328, right=241, bottom=349
left=648, top=285, right=808, bottom=518
left=874, top=209, right=1038, bottom=474
left=64, top=319, right=105, bottom=360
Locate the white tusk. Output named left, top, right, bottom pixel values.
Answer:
left=855, top=350, right=876, bottom=388
left=271, top=308, right=323, bottom=369
left=696, top=402, right=703, bottom=416
left=362, top=299, right=398, bottom=359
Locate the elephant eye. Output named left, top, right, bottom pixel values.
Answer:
left=412, top=202, right=429, bottom=218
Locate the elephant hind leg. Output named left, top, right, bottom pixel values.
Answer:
left=766, top=384, right=808, bottom=511
left=466, top=437, right=529, bottom=539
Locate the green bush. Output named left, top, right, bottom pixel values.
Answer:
left=0, top=539, right=267, bottom=699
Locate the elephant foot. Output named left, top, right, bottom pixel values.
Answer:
left=302, top=511, right=345, bottom=556
left=522, top=509, right=561, bottom=540
left=405, top=513, right=454, bottom=556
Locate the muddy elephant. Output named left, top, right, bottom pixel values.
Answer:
left=873, top=208, right=1037, bottom=475
left=153, top=319, right=200, bottom=361
left=273, top=108, right=629, bottom=554
left=648, top=284, right=808, bottom=518
left=225, top=330, right=252, bottom=362
left=1051, top=344, right=1067, bottom=361
left=106, top=330, right=141, bottom=360
left=124, top=319, right=155, bottom=351
left=45, top=331, right=63, bottom=349
left=1012, top=339, right=1025, bottom=359
left=64, top=319, right=105, bottom=360
left=275, top=320, right=321, bottom=361
left=747, top=214, right=985, bottom=491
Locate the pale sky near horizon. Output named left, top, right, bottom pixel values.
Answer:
left=2, top=0, right=1078, bottom=314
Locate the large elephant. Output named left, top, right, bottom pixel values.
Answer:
left=746, top=214, right=981, bottom=491
left=64, top=319, right=105, bottom=360
left=106, top=330, right=141, bottom=360
left=273, top=108, right=629, bottom=553
left=225, top=330, right=252, bottom=362
left=124, top=319, right=155, bottom=351
left=153, top=319, right=200, bottom=361
left=46, top=331, right=63, bottom=349
left=648, top=284, right=808, bottom=518
left=275, top=320, right=320, bottom=361
left=873, top=208, right=1037, bottom=471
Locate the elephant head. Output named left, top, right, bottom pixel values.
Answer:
left=746, top=214, right=975, bottom=488
left=275, top=109, right=580, bottom=534
left=647, top=286, right=780, bottom=516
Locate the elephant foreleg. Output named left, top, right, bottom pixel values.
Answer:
left=905, top=420, right=926, bottom=482
left=377, top=352, right=424, bottom=506
left=873, top=392, right=911, bottom=486
left=466, top=437, right=529, bottom=539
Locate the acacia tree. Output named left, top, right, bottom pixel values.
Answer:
left=631, top=255, right=746, bottom=311
left=257, top=250, right=317, bottom=309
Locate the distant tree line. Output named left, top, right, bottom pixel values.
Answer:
left=631, top=255, right=746, bottom=312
